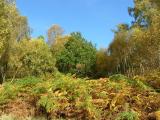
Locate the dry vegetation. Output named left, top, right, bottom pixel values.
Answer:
left=0, top=73, right=159, bottom=120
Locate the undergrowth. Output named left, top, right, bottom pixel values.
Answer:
left=0, top=73, right=159, bottom=119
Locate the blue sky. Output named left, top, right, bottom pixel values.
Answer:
left=16, top=0, right=134, bottom=48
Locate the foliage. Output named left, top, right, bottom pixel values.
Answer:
left=137, top=71, right=160, bottom=92
left=109, top=74, right=129, bottom=82
left=0, top=83, right=18, bottom=105
left=116, top=111, right=139, bottom=120
left=51, top=35, right=70, bottom=57
left=105, top=0, right=160, bottom=77
left=0, top=74, right=160, bottom=119
left=0, top=0, right=10, bottom=56
left=14, top=76, right=43, bottom=88
left=38, top=74, right=101, bottom=119
left=56, top=32, right=96, bottom=76
left=47, top=24, right=64, bottom=46
left=0, top=0, right=160, bottom=119
left=38, top=95, right=56, bottom=113
left=95, top=49, right=109, bottom=77
left=8, top=39, right=55, bottom=78
left=109, top=74, right=153, bottom=90
left=0, top=0, right=30, bottom=84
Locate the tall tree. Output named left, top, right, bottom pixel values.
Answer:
left=107, top=0, right=160, bottom=76
left=47, top=24, right=64, bottom=46
left=0, top=0, right=12, bottom=83
left=128, top=0, right=160, bottom=27
left=56, top=32, right=96, bottom=76
left=0, top=0, right=30, bottom=83
left=108, top=24, right=130, bottom=74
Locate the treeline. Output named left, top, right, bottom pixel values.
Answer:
left=96, top=0, right=160, bottom=77
left=0, top=0, right=160, bottom=84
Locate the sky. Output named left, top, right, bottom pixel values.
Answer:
left=16, top=0, right=134, bottom=48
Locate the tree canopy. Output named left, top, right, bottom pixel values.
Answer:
left=56, top=32, right=96, bottom=76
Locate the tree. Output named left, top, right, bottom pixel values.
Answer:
left=108, top=24, right=130, bottom=74
left=51, top=35, right=70, bottom=57
left=0, top=0, right=30, bottom=84
left=128, top=0, right=160, bottom=27
left=47, top=24, right=64, bottom=46
left=126, top=0, right=160, bottom=75
left=8, top=38, right=55, bottom=78
left=0, top=0, right=12, bottom=84
left=38, top=35, right=45, bottom=40
left=56, top=32, right=96, bottom=76
left=95, top=49, right=109, bottom=77
left=107, top=0, right=160, bottom=76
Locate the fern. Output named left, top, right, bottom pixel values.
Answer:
left=116, top=111, right=139, bottom=120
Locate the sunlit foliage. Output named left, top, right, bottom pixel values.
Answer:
left=56, top=32, right=96, bottom=76
left=8, top=39, right=55, bottom=78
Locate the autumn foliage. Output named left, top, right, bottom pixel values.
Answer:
left=0, top=0, right=159, bottom=119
